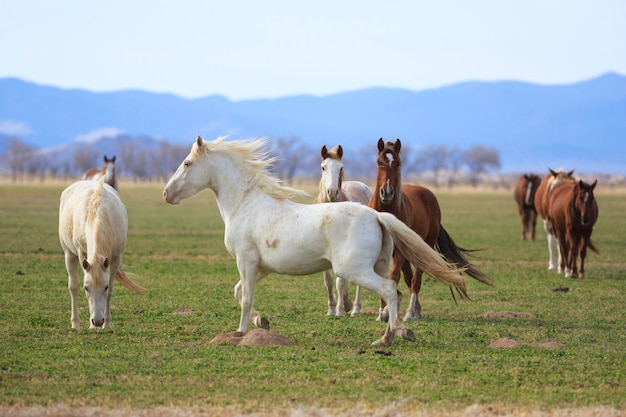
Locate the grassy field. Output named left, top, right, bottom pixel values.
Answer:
left=0, top=181, right=624, bottom=416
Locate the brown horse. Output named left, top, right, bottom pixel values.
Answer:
left=534, top=168, right=576, bottom=270
left=83, top=155, right=118, bottom=191
left=513, top=173, right=541, bottom=241
left=548, top=179, right=599, bottom=278
left=369, top=138, right=491, bottom=321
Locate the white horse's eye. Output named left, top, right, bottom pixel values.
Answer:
left=105, top=285, right=109, bottom=291
left=321, top=166, right=325, bottom=171
left=184, top=160, right=191, bottom=168
left=84, top=286, right=89, bottom=292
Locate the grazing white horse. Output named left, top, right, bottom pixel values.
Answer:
left=163, top=136, right=468, bottom=346
left=315, top=144, right=373, bottom=317
left=59, top=177, right=144, bottom=329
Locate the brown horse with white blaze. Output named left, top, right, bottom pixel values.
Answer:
left=548, top=179, right=599, bottom=278
left=369, top=138, right=492, bottom=321
left=514, top=173, right=541, bottom=240
left=83, top=155, right=118, bottom=191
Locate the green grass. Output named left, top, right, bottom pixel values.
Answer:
left=0, top=182, right=624, bottom=412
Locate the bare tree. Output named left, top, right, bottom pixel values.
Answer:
left=73, top=146, right=99, bottom=175
left=413, top=145, right=455, bottom=187
left=270, top=136, right=315, bottom=182
left=462, top=145, right=501, bottom=186
left=4, top=137, right=35, bottom=182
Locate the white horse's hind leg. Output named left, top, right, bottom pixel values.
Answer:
left=65, top=252, right=81, bottom=329
left=335, top=276, right=352, bottom=317
left=323, top=270, right=337, bottom=316
left=350, top=285, right=362, bottom=316
left=342, top=264, right=413, bottom=346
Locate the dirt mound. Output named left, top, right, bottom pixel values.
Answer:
left=209, top=329, right=293, bottom=346
left=488, top=337, right=566, bottom=350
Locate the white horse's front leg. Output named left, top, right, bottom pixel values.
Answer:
left=323, top=270, right=337, bottom=316
left=65, top=253, right=81, bottom=329
left=233, top=275, right=269, bottom=331
left=103, top=276, right=114, bottom=329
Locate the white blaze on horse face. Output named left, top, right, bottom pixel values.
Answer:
left=385, top=152, right=394, bottom=167
left=104, top=162, right=115, bottom=183
left=525, top=182, right=533, bottom=205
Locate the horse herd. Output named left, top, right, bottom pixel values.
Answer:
left=514, top=169, right=599, bottom=279
left=59, top=137, right=598, bottom=346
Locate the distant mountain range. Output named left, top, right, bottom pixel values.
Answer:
left=1, top=73, right=625, bottom=173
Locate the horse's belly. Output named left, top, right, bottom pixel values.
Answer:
left=260, top=248, right=331, bottom=276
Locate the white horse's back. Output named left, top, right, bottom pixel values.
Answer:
left=59, top=180, right=127, bottom=253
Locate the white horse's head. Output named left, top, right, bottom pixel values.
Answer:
left=320, top=145, right=344, bottom=202
left=163, top=136, right=212, bottom=205
left=82, top=255, right=111, bottom=328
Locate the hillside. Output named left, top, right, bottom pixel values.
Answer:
left=1, top=73, right=625, bottom=173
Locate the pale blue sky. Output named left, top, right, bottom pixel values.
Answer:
left=1, top=0, right=625, bottom=100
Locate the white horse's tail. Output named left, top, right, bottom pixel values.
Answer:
left=376, top=212, right=469, bottom=299
left=116, top=269, right=146, bottom=294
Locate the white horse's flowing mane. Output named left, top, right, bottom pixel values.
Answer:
left=194, top=136, right=308, bottom=201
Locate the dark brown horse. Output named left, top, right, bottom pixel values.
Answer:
left=534, top=168, right=576, bottom=270
left=548, top=179, right=599, bottom=278
left=513, top=173, right=541, bottom=240
left=369, top=138, right=491, bottom=321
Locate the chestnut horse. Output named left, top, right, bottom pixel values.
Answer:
left=315, top=144, right=373, bottom=317
left=548, top=179, right=599, bottom=278
left=534, top=168, right=576, bottom=270
left=83, top=155, right=118, bottom=191
left=369, top=138, right=492, bottom=321
left=513, top=173, right=541, bottom=241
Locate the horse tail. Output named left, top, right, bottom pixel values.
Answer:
left=587, top=239, right=600, bottom=255
left=115, top=269, right=146, bottom=294
left=376, top=212, right=469, bottom=300
left=436, top=225, right=493, bottom=286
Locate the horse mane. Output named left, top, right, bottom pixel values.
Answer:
left=194, top=136, right=308, bottom=201
left=86, top=177, right=115, bottom=284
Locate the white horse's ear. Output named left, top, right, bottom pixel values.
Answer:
left=321, top=145, right=328, bottom=159
left=336, top=145, right=343, bottom=159
left=196, top=135, right=204, bottom=147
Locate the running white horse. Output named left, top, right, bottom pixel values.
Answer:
left=163, top=136, right=468, bottom=346
left=59, top=177, right=144, bottom=329
left=315, top=144, right=373, bottom=317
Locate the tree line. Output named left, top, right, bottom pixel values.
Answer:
left=1, top=134, right=500, bottom=187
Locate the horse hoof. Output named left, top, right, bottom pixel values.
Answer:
left=398, top=328, right=415, bottom=342
left=371, top=338, right=390, bottom=347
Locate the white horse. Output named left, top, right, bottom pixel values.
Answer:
left=59, top=177, right=144, bottom=329
left=83, top=155, right=118, bottom=191
left=163, top=136, right=467, bottom=346
left=315, top=144, right=373, bottom=317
